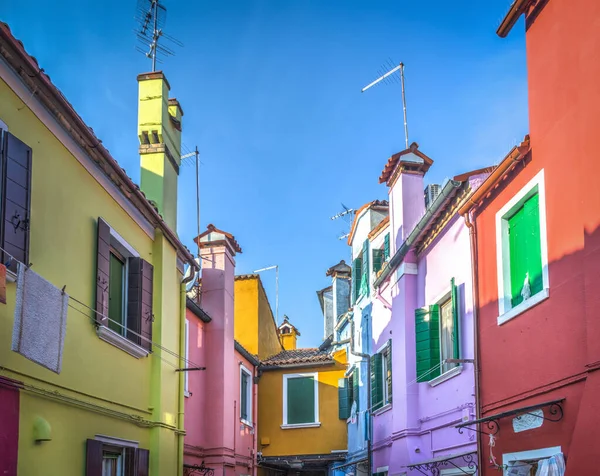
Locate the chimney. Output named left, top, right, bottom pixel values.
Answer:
left=194, top=224, right=242, bottom=449
left=379, top=142, right=433, bottom=253
left=137, top=71, right=183, bottom=230
left=278, top=316, right=300, bottom=351
left=321, top=260, right=351, bottom=338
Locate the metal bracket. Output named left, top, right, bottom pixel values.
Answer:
left=409, top=453, right=477, bottom=475
left=184, top=463, right=215, bottom=476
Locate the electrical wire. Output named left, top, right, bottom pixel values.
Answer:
left=0, top=245, right=203, bottom=371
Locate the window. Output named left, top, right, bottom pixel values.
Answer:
left=371, top=341, right=392, bottom=412
left=338, top=367, right=359, bottom=420
left=0, top=129, right=33, bottom=275
left=240, top=365, right=252, bottom=425
left=502, top=447, right=564, bottom=476
left=96, top=218, right=154, bottom=358
left=352, top=240, right=370, bottom=303
left=383, top=233, right=390, bottom=261
left=86, top=437, right=149, bottom=476
left=496, top=170, right=549, bottom=325
left=415, top=279, right=460, bottom=383
left=283, top=373, right=319, bottom=427
left=184, top=320, right=190, bottom=396
left=373, top=248, right=384, bottom=274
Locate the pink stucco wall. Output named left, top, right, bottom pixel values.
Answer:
left=184, top=240, right=258, bottom=476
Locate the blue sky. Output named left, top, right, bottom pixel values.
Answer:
left=3, top=0, right=528, bottom=348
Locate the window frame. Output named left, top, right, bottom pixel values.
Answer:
left=379, top=342, right=392, bottom=407
left=282, top=372, right=320, bottom=429
left=495, top=169, right=550, bottom=325
left=240, top=364, right=253, bottom=427
left=501, top=446, right=562, bottom=476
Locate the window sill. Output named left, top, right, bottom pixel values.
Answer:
left=428, top=365, right=462, bottom=387
left=241, top=419, right=253, bottom=429
left=97, top=326, right=149, bottom=359
left=497, top=288, right=549, bottom=326
left=373, top=403, right=392, bottom=416
left=281, top=422, right=321, bottom=430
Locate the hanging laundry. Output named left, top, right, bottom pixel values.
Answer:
left=11, top=264, right=68, bottom=374
left=521, top=271, right=531, bottom=301
left=536, top=453, right=566, bottom=476
left=0, top=263, right=6, bottom=304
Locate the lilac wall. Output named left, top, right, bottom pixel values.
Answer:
left=372, top=175, right=485, bottom=473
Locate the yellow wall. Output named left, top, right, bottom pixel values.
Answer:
left=257, top=351, right=348, bottom=457
left=280, top=332, right=298, bottom=351
left=0, top=71, right=183, bottom=475
left=234, top=276, right=282, bottom=359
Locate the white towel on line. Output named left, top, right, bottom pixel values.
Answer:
left=11, top=263, right=68, bottom=374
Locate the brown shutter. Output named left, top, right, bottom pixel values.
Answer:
left=1, top=132, right=32, bottom=274
left=124, top=447, right=137, bottom=476
left=96, top=218, right=111, bottom=326
left=128, top=257, right=153, bottom=350
left=136, top=448, right=150, bottom=476
left=85, top=439, right=103, bottom=476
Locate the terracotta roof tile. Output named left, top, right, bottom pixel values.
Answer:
left=261, top=348, right=333, bottom=367
left=379, top=142, right=434, bottom=185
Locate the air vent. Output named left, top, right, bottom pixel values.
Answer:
left=424, top=184, right=441, bottom=208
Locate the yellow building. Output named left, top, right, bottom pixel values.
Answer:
left=0, top=23, right=196, bottom=476
left=257, top=318, right=348, bottom=476
left=234, top=274, right=283, bottom=359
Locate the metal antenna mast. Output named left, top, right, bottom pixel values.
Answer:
left=135, top=0, right=182, bottom=71
left=331, top=203, right=355, bottom=241
left=181, top=147, right=201, bottom=259
left=362, top=62, right=409, bottom=149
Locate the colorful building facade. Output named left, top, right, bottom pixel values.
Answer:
left=184, top=226, right=260, bottom=476
left=455, top=0, right=600, bottom=473
left=0, top=21, right=197, bottom=476
left=371, top=145, right=489, bottom=474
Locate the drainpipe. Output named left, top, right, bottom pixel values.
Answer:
left=179, top=263, right=199, bottom=476
left=463, top=211, right=483, bottom=475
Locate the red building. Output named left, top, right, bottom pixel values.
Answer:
left=458, top=0, right=600, bottom=473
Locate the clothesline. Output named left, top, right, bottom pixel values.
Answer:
left=0, top=245, right=204, bottom=371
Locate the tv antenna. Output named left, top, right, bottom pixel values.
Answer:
left=135, top=0, right=183, bottom=71
left=330, top=203, right=354, bottom=240
left=362, top=59, right=409, bottom=149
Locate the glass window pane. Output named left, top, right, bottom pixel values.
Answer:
left=287, top=376, right=315, bottom=424
left=108, top=252, right=125, bottom=334
left=440, top=299, right=454, bottom=373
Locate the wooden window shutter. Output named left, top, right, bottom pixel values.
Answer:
left=360, top=240, right=369, bottom=296
left=450, top=278, right=460, bottom=359
left=124, top=447, right=136, bottom=475
left=372, top=248, right=384, bottom=274
left=370, top=352, right=383, bottom=411
left=85, top=439, right=103, bottom=476
left=352, top=257, right=362, bottom=304
left=95, top=218, right=111, bottom=327
left=128, top=257, right=154, bottom=350
left=136, top=448, right=150, bottom=476
left=383, top=233, right=390, bottom=261
left=287, top=376, right=315, bottom=424
left=352, top=367, right=360, bottom=411
left=338, top=377, right=351, bottom=420
left=0, top=132, right=32, bottom=274
left=385, top=343, right=392, bottom=403
left=415, top=305, right=441, bottom=382
left=241, top=371, right=248, bottom=421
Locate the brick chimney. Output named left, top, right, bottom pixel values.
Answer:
left=137, top=71, right=183, bottom=230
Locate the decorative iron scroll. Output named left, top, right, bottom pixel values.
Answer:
left=184, top=462, right=215, bottom=476
left=458, top=418, right=500, bottom=436
left=409, top=453, right=477, bottom=476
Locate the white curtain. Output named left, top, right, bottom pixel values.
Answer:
left=535, top=453, right=566, bottom=476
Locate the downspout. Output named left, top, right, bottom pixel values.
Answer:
left=179, top=263, right=199, bottom=476
left=463, top=211, right=483, bottom=474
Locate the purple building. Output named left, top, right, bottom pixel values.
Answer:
left=369, top=143, right=489, bottom=475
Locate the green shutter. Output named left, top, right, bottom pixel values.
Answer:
left=385, top=343, right=392, bottom=404
left=509, top=193, right=543, bottom=307
left=415, top=305, right=441, bottom=382
left=338, top=378, right=351, bottom=420
left=451, top=278, right=460, bottom=360
left=352, top=368, right=360, bottom=411
left=384, top=233, right=390, bottom=261
left=287, top=376, right=315, bottom=424
left=241, top=372, right=248, bottom=421
left=360, top=240, right=369, bottom=297
left=370, top=353, right=383, bottom=411
left=373, top=249, right=384, bottom=274
left=352, top=257, right=363, bottom=304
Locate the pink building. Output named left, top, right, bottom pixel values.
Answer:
left=184, top=225, right=259, bottom=476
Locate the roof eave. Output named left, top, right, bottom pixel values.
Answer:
left=497, top=0, right=531, bottom=38
left=259, top=361, right=335, bottom=371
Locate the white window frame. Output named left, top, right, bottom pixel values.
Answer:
left=495, top=169, right=550, bottom=325
left=96, top=221, right=148, bottom=359
left=375, top=340, right=392, bottom=409
left=240, top=364, right=253, bottom=427
left=281, top=372, right=320, bottom=429
left=502, top=446, right=562, bottom=476
left=94, top=435, right=138, bottom=476
left=184, top=320, right=190, bottom=397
